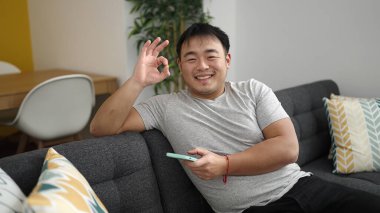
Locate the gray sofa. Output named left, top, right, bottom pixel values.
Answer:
left=0, top=79, right=379, bottom=212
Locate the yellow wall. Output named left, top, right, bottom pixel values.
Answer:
left=0, top=0, right=33, bottom=136
left=0, top=0, right=33, bottom=72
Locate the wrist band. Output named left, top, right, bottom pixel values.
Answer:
left=223, top=155, right=229, bottom=185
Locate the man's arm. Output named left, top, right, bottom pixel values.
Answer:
left=90, top=37, right=170, bottom=136
left=227, top=117, right=299, bottom=175
left=185, top=118, right=299, bottom=180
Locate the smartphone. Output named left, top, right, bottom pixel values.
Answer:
left=166, top=152, right=198, bottom=162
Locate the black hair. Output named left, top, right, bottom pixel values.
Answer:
left=176, top=23, right=230, bottom=59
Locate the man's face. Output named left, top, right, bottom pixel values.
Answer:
left=177, top=35, right=231, bottom=100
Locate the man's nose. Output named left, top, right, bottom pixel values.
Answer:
left=197, top=59, right=209, bottom=70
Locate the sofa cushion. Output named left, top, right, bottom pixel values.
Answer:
left=0, top=133, right=164, bottom=213
left=0, top=168, right=25, bottom=213
left=53, top=133, right=164, bottom=213
left=0, top=150, right=46, bottom=195
left=275, top=80, right=339, bottom=166
left=142, top=130, right=213, bottom=213
left=302, top=157, right=380, bottom=196
left=24, top=148, right=108, bottom=213
left=324, top=95, right=380, bottom=173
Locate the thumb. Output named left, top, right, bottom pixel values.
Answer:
left=188, top=148, right=209, bottom=157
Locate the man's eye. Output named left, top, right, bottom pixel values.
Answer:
left=187, top=58, right=196, bottom=62
left=208, top=56, right=218, bottom=60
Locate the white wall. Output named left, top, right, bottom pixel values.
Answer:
left=206, top=0, right=380, bottom=98
left=203, top=0, right=237, bottom=81
left=28, top=0, right=128, bottom=84
left=124, top=2, right=155, bottom=103
left=28, top=0, right=157, bottom=102
left=28, top=0, right=380, bottom=100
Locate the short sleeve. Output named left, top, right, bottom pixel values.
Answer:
left=133, top=94, right=171, bottom=131
left=250, top=80, right=289, bottom=130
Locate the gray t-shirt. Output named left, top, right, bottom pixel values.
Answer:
left=134, top=79, right=309, bottom=213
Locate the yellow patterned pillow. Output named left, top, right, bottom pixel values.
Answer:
left=327, top=94, right=379, bottom=159
left=24, top=148, right=108, bottom=213
left=324, top=95, right=380, bottom=174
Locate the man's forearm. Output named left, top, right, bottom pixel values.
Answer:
left=227, top=135, right=299, bottom=176
left=184, top=134, right=298, bottom=181
left=90, top=78, right=144, bottom=136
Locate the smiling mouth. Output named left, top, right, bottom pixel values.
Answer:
left=195, top=74, right=214, bottom=80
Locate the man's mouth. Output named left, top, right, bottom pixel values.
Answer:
left=194, top=73, right=214, bottom=80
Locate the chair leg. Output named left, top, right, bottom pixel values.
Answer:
left=73, top=133, right=81, bottom=141
left=36, top=140, right=44, bottom=149
left=16, top=134, right=28, bottom=154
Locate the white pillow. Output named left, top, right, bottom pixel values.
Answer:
left=0, top=168, right=26, bottom=213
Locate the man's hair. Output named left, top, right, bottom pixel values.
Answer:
left=176, top=23, right=230, bottom=59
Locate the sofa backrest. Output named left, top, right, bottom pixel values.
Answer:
left=274, top=79, right=339, bottom=166
left=142, top=130, right=213, bottom=213
left=0, top=133, right=164, bottom=213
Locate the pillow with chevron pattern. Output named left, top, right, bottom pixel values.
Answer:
left=0, top=168, right=26, bottom=213
left=327, top=94, right=380, bottom=159
left=24, top=148, right=108, bottom=213
left=323, top=95, right=380, bottom=174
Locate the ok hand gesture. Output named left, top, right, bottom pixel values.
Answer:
left=132, top=37, right=171, bottom=88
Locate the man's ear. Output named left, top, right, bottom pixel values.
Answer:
left=177, top=58, right=182, bottom=72
left=226, top=53, right=231, bottom=69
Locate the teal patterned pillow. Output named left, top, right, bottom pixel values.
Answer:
left=0, top=168, right=26, bottom=213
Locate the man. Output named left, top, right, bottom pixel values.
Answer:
left=90, top=23, right=380, bottom=213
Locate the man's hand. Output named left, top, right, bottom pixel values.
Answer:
left=90, top=37, right=170, bottom=136
left=132, top=37, right=171, bottom=88
left=183, top=148, right=227, bottom=181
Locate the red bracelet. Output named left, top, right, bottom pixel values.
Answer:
left=223, top=155, right=229, bottom=185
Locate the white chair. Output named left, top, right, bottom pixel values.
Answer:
left=0, top=74, right=95, bottom=153
left=0, top=61, right=21, bottom=75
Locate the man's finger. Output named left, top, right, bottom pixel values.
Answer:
left=146, top=37, right=161, bottom=56
left=152, top=40, right=169, bottom=57
left=157, top=56, right=168, bottom=67
left=159, top=66, right=170, bottom=80
left=155, top=56, right=170, bottom=80
left=140, top=40, right=151, bottom=55
left=188, top=148, right=208, bottom=156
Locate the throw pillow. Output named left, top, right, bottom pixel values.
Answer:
left=330, top=93, right=380, bottom=101
left=24, top=148, right=108, bottom=213
left=0, top=168, right=26, bottom=213
left=327, top=94, right=380, bottom=159
left=324, top=95, right=380, bottom=174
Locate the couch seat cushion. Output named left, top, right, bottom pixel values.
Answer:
left=302, top=157, right=380, bottom=196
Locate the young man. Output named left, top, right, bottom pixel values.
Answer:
left=90, top=23, right=380, bottom=213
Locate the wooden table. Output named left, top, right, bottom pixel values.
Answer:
left=0, top=69, right=118, bottom=110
